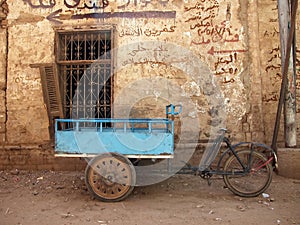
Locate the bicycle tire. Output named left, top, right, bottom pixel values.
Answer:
left=223, top=150, right=272, bottom=197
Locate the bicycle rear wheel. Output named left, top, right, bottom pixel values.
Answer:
left=223, top=150, right=272, bottom=197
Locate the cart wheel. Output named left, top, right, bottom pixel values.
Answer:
left=85, top=152, right=136, bottom=202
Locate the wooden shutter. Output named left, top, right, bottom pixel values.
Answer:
left=31, top=63, right=64, bottom=139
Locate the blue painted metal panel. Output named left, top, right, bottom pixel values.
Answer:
left=55, top=118, right=175, bottom=157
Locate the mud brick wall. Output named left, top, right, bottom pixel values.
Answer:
left=258, top=0, right=300, bottom=146
left=0, top=145, right=86, bottom=171
left=0, top=0, right=299, bottom=170
left=0, top=0, right=7, bottom=143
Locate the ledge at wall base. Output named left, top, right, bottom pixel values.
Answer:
left=277, top=148, right=300, bottom=180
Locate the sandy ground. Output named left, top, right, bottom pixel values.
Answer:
left=0, top=170, right=299, bottom=225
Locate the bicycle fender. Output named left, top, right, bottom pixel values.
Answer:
left=216, top=142, right=278, bottom=170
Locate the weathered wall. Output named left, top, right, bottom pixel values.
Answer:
left=0, top=145, right=86, bottom=170
left=6, top=9, right=53, bottom=143
left=0, top=0, right=299, bottom=169
left=0, top=0, right=8, bottom=143
left=3, top=0, right=249, bottom=144
left=242, top=0, right=265, bottom=143
left=258, top=0, right=300, bottom=146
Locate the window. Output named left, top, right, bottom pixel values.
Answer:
left=56, top=29, right=113, bottom=120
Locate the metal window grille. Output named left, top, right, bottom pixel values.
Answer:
left=56, top=30, right=113, bottom=121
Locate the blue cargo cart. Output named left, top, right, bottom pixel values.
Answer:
left=55, top=104, right=182, bottom=201
left=55, top=104, right=276, bottom=202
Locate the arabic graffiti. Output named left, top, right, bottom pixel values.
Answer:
left=296, top=80, right=300, bottom=92
left=23, top=0, right=56, bottom=8
left=207, top=47, right=247, bottom=79
left=265, top=45, right=281, bottom=78
left=296, top=48, right=300, bottom=113
left=23, top=0, right=171, bottom=9
left=24, top=1, right=176, bottom=28
left=0, top=0, right=8, bottom=28
left=23, top=0, right=109, bottom=9
left=47, top=10, right=176, bottom=24
left=118, top=25, right=176, bottom=37
left=263, top=27, right=279, bottom=38
left=263, top=46, right=300, bottom=103
left=262, top=45, right=281, bottom=102
left=184, top=0, right=219, bottom=13
left=182, top=0, right=246, bottom=81
left=262, top=92, right=279, bottom=103
left=207, top=46, right=246, bottom=55
left=296, top=48, right=300, bottom=80
left=121, top=44, right=191, bottom=67
left=184, top=1, right=241, bottom=45
left=214, top=52, right=238, bottom=77
left=122, top=44, right=169, bottom=66
left=64, top=0, right=108, bottom=9
left=117, top=0, right=170, bottom=9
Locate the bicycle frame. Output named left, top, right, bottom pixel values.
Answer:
left=215, top=138, right=278, bottom=174
left=204, top=137, right=252, bottom=176
left=182, top=136, right=277, bottom=177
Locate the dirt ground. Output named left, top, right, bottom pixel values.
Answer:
left=0, top=169, right=299, bottom=225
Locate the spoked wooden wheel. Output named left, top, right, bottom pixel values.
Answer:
left=85, top=153, right=136, bottom=202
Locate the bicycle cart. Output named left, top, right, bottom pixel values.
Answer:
left=54, top=104, right=277, bottom=201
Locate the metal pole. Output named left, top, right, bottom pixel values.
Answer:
left=283, top=0, right=297, bottom=148
left=271, top=0, right=298, bottom=152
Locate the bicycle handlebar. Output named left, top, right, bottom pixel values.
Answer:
left=166, top=104, right=182, bottom=116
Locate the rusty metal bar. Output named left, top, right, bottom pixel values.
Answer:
left=56, top=59, right=111, bottom=64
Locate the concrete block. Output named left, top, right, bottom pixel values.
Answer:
left=277, top=148, right=300, bottom=180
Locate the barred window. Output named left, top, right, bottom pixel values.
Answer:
left=56, top=29, right=113, bottom=120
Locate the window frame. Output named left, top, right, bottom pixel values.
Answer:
left=54, top=27, right=115, bottom=120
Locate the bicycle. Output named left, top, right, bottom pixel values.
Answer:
left=181, top=129, right=278, bottom=197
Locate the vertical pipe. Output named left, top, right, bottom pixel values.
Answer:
left=284, top=1, right=297, bottom=147
left=272, top=0, right=298, bottom=150
left=280, top=0, right=297, bottom=147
